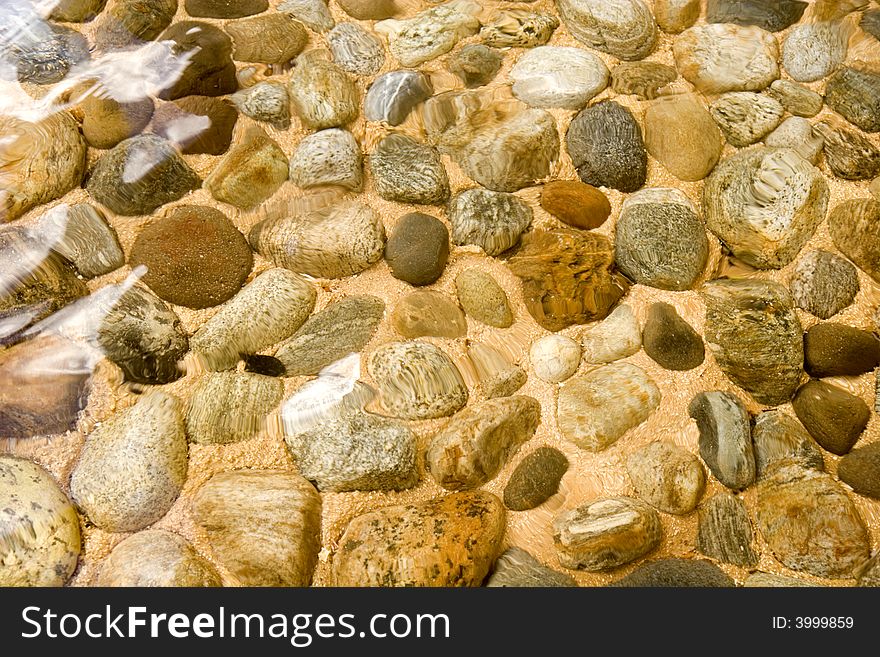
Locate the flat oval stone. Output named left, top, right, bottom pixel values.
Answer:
left=689, top=391, right=756, bottom=490
left=226, top=13, right=308, bottom=64
left=449, top=188, right=532, bottom=257
left=391, top=290, right=466, bottom=339
left=611, top=558, right=734, bottom=587
left=337, top=0, right=395, bottom=20
left=151, top=96, right=238, bottom=156
left=288, top=53, right=359, bottom=130
left=709, top=92, right=784, bottom=147
left=828, top=199, right=880, bottom=282
left=369, top=340, right=467, bottom=420
left=825, top=67, right=880, bottom=133
left=185, top=0, right=267, bottom=18
left=579, top=304, right=641, bottom=364
left=426, top=396, right=541, bottom=491
left=541, top=180, right=611, bottom=230
left=129, top=205, right=253, bottom=309
left=702, top=279, right=804, bottom=406
left=0, top=456, right=80, bottom=587
left=838, top=442, right=880, bottom=500
left=274, top=295, right=384, bottom=377
left=370, top=134, right=449, bottom=204
left=703, top=147, right=828, bottom=269
left=289, top=129, right=363, bottom=191
left=455, top=269, right=513, bottom=328
left=332, top=491, right=505, bottom=587
left=487, top=547, right=577, bottom=587
left=530, top=335, right=581, bottom=384
left=504, top=447, right=569, bottom=511
left=191, top=470, right=322, bottom=586
left=696, top=492, right=758, bottom=567
left=706, top=0, right=807, bottom=32
left=328, top=22, right=385, bottom=77
left=782, top=22, right=848, bottom=83
left=644, top=93, right=723, bottom=182
left=364, top=70, right=433, bottom=126
left=615, top=187, right=708, bottom=290
left=654, top=0, right=700, bottom=34
left=566, top=100, right=647, bottom=193
left=557, top=363, right=660, bottom=452
left=642, top=302, right=705, bottom=371
left=205, top=126, right=288, bottom=209
left=232, top=81, right=290, bottom=130
left=157, top=21, right=237, bottom=99
left=481, top=10, right=558, bottom=48
left=626, top=442, right=706, bottom=515
left=553, top=497, right=662, bottom=571
left=556, top=0, right=658, bottom=61
left=814, top=123, right=880, bottom=181
left=96, top=530, right=221, bottom=587
left=769, top=79, right=824, bottom=117
left=611, top=61, right=677, bottom=100
left=509, top=46, right=608, bottom=110
left=375, top=3, right=480, bottom=67
left=752, top=410, right=825, bottom=478
left=70, top=392, right=187, bottom=533
left=448, top=44, right=503, bottom=88
left=384, top=212, right=448, bottom=286
left=757, top=462, right=869, bottom=578
left=804, top=323, right=880, bottom=377
left=792, top=380, right=870, bottom=456
left=790, top=249, right=859, bottom=319
left=508, top=229, right=629, bottom=332
left=186, top=372, right=283, bottom=445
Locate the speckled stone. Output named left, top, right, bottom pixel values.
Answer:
left=689, top=391, right=756, bottom=490
left=626, top=441, right=706, bottom=515
left=509, top=46, right=608, bottom=110
left=790, top=249, right=860, bottom=319
left=11, top=23, right=89, bottom=85
left=364, top=70, right=433, bottom=126
left=710, top=92, right=784, bottom=147
left=782, top=21, right=847, bottom=83
left=375, top=2, right=480, bottom=67
left=553, top=497, right=662, bottom=571
left=792, top=380, right=870, bottom=456
left=642, top=302, right=705, bottom=371
left=611, top=61, right=677, bottom=100
left=329, top=22, right=385, bottom=77
left=0, top=456, right=80, bottom=587
left=644, top=93, right=724, bottom=182
left=752, top=410, right=825, bottom=478
left=289, top=129, right=363, bottom=191
left=70, top=392, right=187, bottom=533
left=288, top=53, right=359, bottom=130
left=370, top=134, right=449, bottom=205
left=186, top=372, right=283, bottom=445
left=332, top=491, right=505, bottom=587
left=610, top=558, right=734, bottom=587
left=427, top=396, right=541, bottom=491
left=129, top=205, right=253, bottom=309
left=530, top=335, right=581, bottom=384
left=814, top=123, right=880, bottom=181
left=448, top=44, right=503, bottom=88
left=43, top=203, right=124, bottom=279
left=706, top=0, right=807, bottom=32
left=96, top=530, right=221, bottom=587
left=558, top=363, right=660, bottom=452
left=828, top=199, right=880, bottom=283
left=157, top=21, right=237, bottom=100
left=185, top=0, right=266, bottom=18
left=481, top=9, right=558, bottom=48
left=391, top=290, right=466, bottom=339
left=455, top=269, right=513, bottom=328
left=205, top=126, right=288, bottom=210
left=579, top=304, right=641, bottom=364
left=232, top=81, right=290, bottom=130
left=487, top=547, right=576, bottom=587
left=503, top=447, right=569, bottom=511
left=448, top=188, right=532, bottom=257
left=274, top=295, right=384, bottom=377
left=837, top=442, right=880, bottom=500
left=541, top=180, right=611, bottom=230
left=765, top=117, right=824, bottom=164
left=369, top=340, right=467, bottom=420
left=769, top=79, right=823, bottom=117
left=804, top=323, right=880, bottom=377
left=556, top=0, right=657, bottom=60
left=384, top=212, right=449, bottom=286
left=191, top=470, right=322, bottom=586
left=226, top=13, right=308, bottom=64
left=696, top=492, right=758, bottom=567
left=825, top=67, right=880, bottom=133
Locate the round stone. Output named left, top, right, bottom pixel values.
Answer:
left=328, top=22, right=385, bottom=77
left=509, top=46, right=608, bottom=110
left=448, top=188, right=533, bottom=256
left=370, top=134, right=450, bottom=205
left=790, top=250, right=860, bottom=319
left=385, top=213, right=449, bottom=286
left=644, top=93, right=723, bottom=182
left=540, top=180, right=611, bottom=230
left=503, top=447, right=569, bottom=511
left=530, top=335, right=581, bottom=384
left=391, top=290, right=467, bottom=339
left=157, top=21, right=237, bottom=100
left=782, top=22, right=848, bottom=83
left=626, top=442, right=706, bottom=515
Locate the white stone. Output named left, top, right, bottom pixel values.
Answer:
left=580, top=304, right=641, bottom=364
left=509, top=46, right=609, bottom=110
left=530, top=334, right=581, bottom=383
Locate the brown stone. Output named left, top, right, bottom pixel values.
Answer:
left=540, top=180, right=611, bottom=230
left=792, top=380, right=870, bottom=456
left=151, top=96, right=238, bottom=155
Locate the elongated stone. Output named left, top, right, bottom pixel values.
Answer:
left=96, top=530, right=221, bottom=587
left=455, top=269, right=513, bottom=328
left=185, top=0, right=266, bottom=18
left=768, top=79, right=823, bottom=117
left=689, top=391, right=756, bottom=490
left=556, top=0, right=658, bottom=61
left=78, top=92, right=154, bottom=150
left=752, top=410, right=825, bottom=478
left=481, top=10, right=558, bottom=48
left=696, top=492, right=758, bottom=567
left=765, top=117, right=824, bottom=164
left=626, top=442, right=705, bottom=514
left=804, top=323, right=880, bottom=377
left=611, top=61, right=677, bottom=100
left=541, top=180, right=611, bottom=230
left=364, top=70, right=433, bottom=126
left=50, top=0, right=107, bottom=22
left=814, top=123, right=880, bottom=181
left=375, top=2, right=480, bottom=67
left=487, top=548, right=576, bottom=587
left=231, top=81, right=290, bottom=130
left=579, top=304, right=641, bottom=364
left=828, top=199, right=880, bottom=283
left=644, top=93, right=723, bottom=182
left=504, top=447, right=569, bottom=511
left=509, top=46, right=608, bottom=110
left=448, top=44, right=503, bottom=88
left=151, top=96, right=238, bottom=156
left=279, top=0, right=333, bottom=32
left=95, top=0, right=176, bottom=49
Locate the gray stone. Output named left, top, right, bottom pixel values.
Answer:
left=12, top=23, right=89, bottom=85
left=504, top=447, right=569, bottom=511
left=289, top=129, right=363, bottom=191
left=642, top=302, right=705, bottom=371
left=509, top=46, right=608, bottom=110
left=825, top=67, right=880, bottom=133
left=782, top=22, right=847, bottom=83
left=231, top=81, right=290, bottom=130
left=364, top=70, right=433, bottom=126
left=790, top=249, right=859, bottom=319
left=626, top=441, right=705, bottom=515
left=710, top=92, right=784, bottom=147
left=556, top=0, right=657, bottom=60
left=448, top=188, right=532, bottom=256
left=696, top=492, right=758, bottom=566
left=370, top=135, right=449, bottom=205
left=329, top=22, right=385, bottom=77
left=752, top=410, right=825, bottom=478
left=610, top=558, right=734, bottom=587
left=384, top=213, right=448, bottom=286
left=487, top=548, right=576, bottom=587
left=688, top=391, right=756, bottom=490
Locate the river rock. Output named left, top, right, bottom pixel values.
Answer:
left=530, top=335, right=581, bottom=384
left=157, top=21, right=237, bottom=99
left=814, top=123, right=880, bottom=180
left=481, top=10, right=558, bottom=48
left=384, top=212, right=448, bottom=285
left=151, top=96, right=238, bottom=156
left=804, top=323, right=880, bottom=377
left=825, top=67, right=880, bottom=133
left=369, top=341, right=467, bottom=420
left=288, top=53, right=359, bottom=130
left=285, top=411, right=418, bottom=492
left=611, top=558, right=734, bottom=587
left=232, top=81, right=290, bottom=130
left=391, top=290, right=466, bottom=339
left=644, top=93, right=723, bottom=182
left=364, top=70, right=433, bottom=126
left=556, top=0, right=657, bottom=60
left=863, top=9, right=880, bottom=40
left=185, top=0, right=266, bottom=18
left=448, top=44, right=503, bottom=88
left=97, top=285, right=188, bottom=384
left=129, top=205, right=253, bottom=309
left=0, top=457, right=80, bottom=587
left=70, top=392, right=187, bottom=532
left=752, top=409, right=825, bottom=478
left=226, top=13, right=308, bottom=64
left=615, top=188, right=708, bottom=289
left=289, top=129, right=362, bottom=191
left=96, top=530, right=221, bottom=587
left=427, top=396, right=541, bottom=491
left=838, top=442, right=880, bottom=500
left=765, top=117, right=824, bottom=164
left=332, top=491, right=505, bottom=587
left=553, top=497, right=662, bottom=571
left=792, top=380, right=869, bottom=456
left=689, top=391, right=756, bottom=490
left=329, top=22, right=385, bottom=77
left=509, top=46, right=608, bottom=110
left=782, top=22, right=848, bottom=83
left=11, top=23, right=89, bottom=84
left=78, top=92, right=154, bottom=150
left=769, top=79, right=824, bottom=117
left=828, top=199, right=880, bottom=282
left=370, top=135, right=449, bottom=204
left=757, top=462, right=869, bottom=578
left=94, top=0, right=176, bottom=48
left=674, top=23, right=779, bottom=93
left=487, top=548, right=576, bottom=587
left=87, top=134, right=200, bottom=216
left=558, top=363, right=660, bottom=452
left=626, top=441, right=705, bottom=515
left=504, top=447, right=569, bottom=511
left=696, top=492, right=758, bottom=566
left=790, top=249, right=859, bottom=319
left=455, top=269, right=513, bottom=328
left=706, top=0, right=807, bottom=32
left=279, top=0, right=334, bottom=32
left=541, top=180, right=611, bottom=230
left=191, top=470, right=322, bottom=586
left=448, top=188, right=532, bottom=257
left=50, top=0, right=108, bottom=22
left=710, top=92, right=784, bottom=147
left=611, top=61, right=677, bottom=99
left=250, top=199, right=385, bottom=279
left=580, top=304, right=641, bottom=364
left=205, top=126, right=287, bottom=209
left=642, top=302, right=704, bottom=371
left=509, top=229, right=629, bottom=332
left=745, top=572, right=817, bottom=587
left=703, top=147, right=828, bottom=269
left=337, top=0, right=395, bottom=20
left=274, top=295, right=384, bottom=376
left=43, top=204, right=123, bottom=278
left=186, top=372, right=283, bottom=445
left=566, top=100, right=647, bottom=193
left=654, top=0, right=699, bottom=33
left=858, top=553, right=880, bottom=587
left=375, top=2, right=480, bottom=67
left=190, top=268, right=316, bottom=371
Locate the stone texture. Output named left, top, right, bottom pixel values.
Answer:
left=553, top=497, right=662, bottom=571
left=504, top=447, right=569, bottom=511
left=626, top=441, right=706, bottom=515
left=10, top=23, right=89, bottom=85
left=696, top=492, right=758, bottom=567
left=78, top=92, right=154, bottom=151
left=279, top=0, right=334, bottom=32
left=828, top=199, right=880, bottom=283
left=232, top=81, right=290, bottom=130
left=814, top=123, right=880, bottom=181
left=558, top=363, right=660, bottom=452
left=191, top=470, right=322, bottom=586
left=644, top=93, right=723, bottom=182
left=710, top=92, right=784, bottom=147
left=744, top=572, right=817, bottom=587
left=50, top=0, right=108, bottom=22
left=151, top=96, right=238, bottom=156
left=288, top=53, right=359, bottom=130
left=790, top=249, right=859, bottom=319
left=509, top=46, right=608, bottom=110
left=611, top=61, right=677, bottom=99
left=332, top=491, right=505, bottom=587
left=205, top=126, right=288, bottom=210
left=481, top=10, right=558, bottom=48
left=384, top=212, right=448, bottom=286
left=370, top=135, right=449, bottom=205
left=556, top=0, right=657, bottom=60
left=94, top=0, right=176, bottom=49
left=157, top=21, right=237, bottom=100
left=769, top=79, right=824, bottom=117
left=487, top=547, right=576, bottom=587
left=530, top=335, right=581, bottom=384
left=185, top=0, right=267, bottom=18
left=375, top=2, right=480, bottom=67
left=427, top=396, right=541, bottom=491
left=838, top=442, right=880, bottom=500
left=757, top=462, right=869, bottom=578
left=508, top=229, right=629, bottom=332
left=610, top=558, right=734, bottom=587
left=792, top=380, right=870, bottom=456
left=328, top=22, right=385, bottom=77
left=43, top=204, right=124, bottom=279
left=804, top=323, right=880, bottom=377
left=391, top=290, right=466, bottom=339
left=226, top=13, right=307, bottom=64
left=96, top=530, right=221, bottom=587
left=579, top=304, right=641, bottom=364
left=70, top=392, right=187, bottom=532
left=186, top=372, right=283, bottom=445
left=706, top=0, right=807, bottom=32
left=448, top=188, right=532, bottom=257
left=337, top=0, right=395, bottom=21
left=455, top=269, right=513, bottom=328
left=364, top=70, right=433, bottom=126
left=689, top=391, right=756, bottom=490
left=642, top=302, right=705, bottom=371
left=653, top=0, right=700, bottom=34
left=0, top=456, right=80, bottom=587
left=857, top=553, right=880, bottom=587
left=289, top=129, right=363, bottom=192
left=765, top=117, right=824, bottom=163
left=448, top=44, right=503, bottom=88
left=752, top=410, right=825, bottom=478
left=782, top=21, right=848, bottom=83
left=541, top=180, right=611, bottom=230
left=825, top=67, right=880, bottom=133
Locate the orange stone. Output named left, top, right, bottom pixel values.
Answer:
left=540, top=180, right=612, bottom=229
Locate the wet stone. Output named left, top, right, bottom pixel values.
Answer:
left=611, top=61, right=677, bottom=100
left=863, top=9, right=880, bottom=41
left=509, top=46, right=608, bottom=110
left=94, top=0, right=176, bottom=49
left=752, top=410, right=825, bottom=478
left=151, top=96, right=238, bottom=156
left=541, top=180, right=611, bottom=230
left=186, top=372, right=283, bottom=445
left=185, top=0, right=267, bottom=18
left=329, top=23, right=385, bottom=77
left=448, top=44, right=503, bottom=88
left=96, top=530, right=221, bottom=587
left=205, top=126, right=288, bottom=210
left=226, top=13, right=308, bottom=65
left=364, top=70, right=433, bottom=126
left=504, top=447, right=569, bottom=511
left=828, top=199, right=880, bottom=283
left=696, top=492, right=758, bottom=567
left=448, top=188, right=532, bottom=257
left=530, top=335, right=581, bottom=384
left=50, top=0, right=108, bottom=22
left=580, top=304, right=641, bottom=365
left=370, top=135, right=449, bottom=205
left=487, top=548, right=576, bottom=587
left=706, top=0, right=807, bottom=33
left=709, top=92, right=784, bottom=147
left=129, top=205, right=253, bottom=309
left=644, top=93, right=723, bottom=182
left=79, top=92, right=154, bottom=150
left=481, top=10, right=558, bottom=48
left=232, top=82, right=290, bottom=130
left=782, top=22, right=848, bottom=83
left=157, top=21, right=237, bottom=100
left=391, top=290, right=466, bottom=339
left=44, top=204, right=124, bottom=279
left=689, top=391, right=756, bottom=490
left=610, top=558, right=734, bottom=587
left=858, top=553, right=880, bottom=587
left=626, top=441, right=706, bottom=515
left=804, top=323, right=880, bottom=378
left=814, top=123, right=880, bottom=181
left=289, top=129, right=363, bottom=192
left=556, top=0, right=657, bottom=61
left=654, top=0, right=700, bottom=34
left=769, top=79, right=824, bottom=117
left=279, top=0, right=334, bottom=32
left=792, top=380, right=870, bottom=456
left=824, top=67, right=880, bottom=133
left=288, top=54, right=359, bottom=130
left=790, top=249, right=860, bottom=319
left=375, top=3, right=480, bottom=67
left=455, top=269, right=513, bottom=329
left=838, top=442, right=880, bottom=500
left=384, top=212, right=448, bottom=286
left=12, top=23, right=89, bottom=85
left=337, top=0, right=395, bottom=21
left=765, top=117, right=824, bottom=164
left=642, top=302, right=705, bottom=371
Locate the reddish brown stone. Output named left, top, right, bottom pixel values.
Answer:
left=540, top=180, right=611, bottom=229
